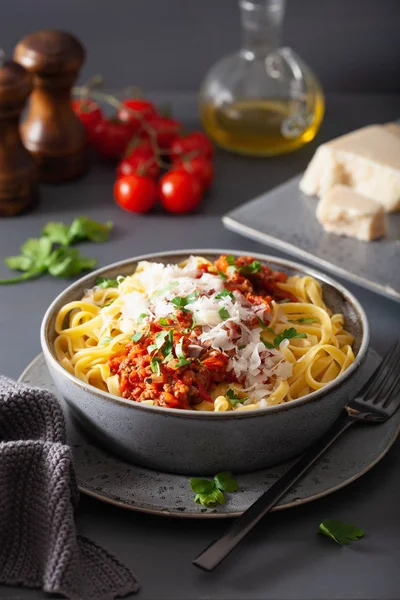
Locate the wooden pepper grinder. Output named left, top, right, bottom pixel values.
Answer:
left=0, top=57, right=39, bottom=217
left=14, top=30, right=89, bottom=182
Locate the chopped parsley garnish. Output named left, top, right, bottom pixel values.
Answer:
left=130, top=331, right=144, bottom=342
left=289, top=317, right=319, bottom=324
left=318, top=520, right=365, bottom=546
left=256, top=317, right=274, bottom=332
left=174, top=338, right=191, bottom=368
left=100, top=336, right=113, bottom=344
left=226, top=255, right=236, bottom=266
left=152, top=281, right=179, bottom=298
left=161, top=330, right=174, bottom=358
left=273, top=327, right=307, bottom=347
left=218, top=270, right=227, bottom=280
left=137, top=313, right=147, bottom=324
left=227, top=389, right=247, bottom=407
left=262, top=326, right=307, bottom=349
left=95, top=276, right=119, bottom=289
left=215, top=289, right=235, bottom=301
left=218, top=307, right=230, bottom=320
left=171, top=292, right=198, bottom=311
left=150, top=357, right=161, bottom=376
left=190, top=471, right=239, bottom=506
left=238, top=344, right=247, bottom=350
left=239, top=260, right=262, bottom=275
left=155, top=330, right=169, bottom=349
left=147, top=344, right=157, bottom=353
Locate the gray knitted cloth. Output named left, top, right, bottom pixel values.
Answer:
left=0, top=376, right=139, bottom=600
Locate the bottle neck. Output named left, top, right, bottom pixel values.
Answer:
left=239, top=0, right=285, bottom=59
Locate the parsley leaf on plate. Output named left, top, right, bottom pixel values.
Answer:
left=319, top=520, right=365, bottom=545
left=174, top=337, right=191, bottom=368
left=190, top=471, right=239, bottom=506
left=150, top=357, right=161, bottom=376
left=226, top=255, right=236, bottom=266
left=171, top=292, right=198, bottom=311
left=218, top=270, right=227, bottom=280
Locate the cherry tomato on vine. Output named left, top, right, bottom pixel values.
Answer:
left=159, top=171, right=203, bottom=214
left=91, top=118, right=132, bottom=160
left=117, top=99, right=158, bottom=134
left=172, top=155, right=214, bottom=190
left=117, top=144, right=160, bottom=179
left=114, top=174, right=158, bottom=213
left=72, top=98, right=103, bottom=141
left=144, top=116, right=183, bottom=150
left=170, top=131, right=213, bottom=160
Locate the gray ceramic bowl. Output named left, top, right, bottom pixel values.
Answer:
left=41, top=250, right=370, bottom=475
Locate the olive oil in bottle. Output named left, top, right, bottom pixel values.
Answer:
left=199, top=0, right=324, bottom=157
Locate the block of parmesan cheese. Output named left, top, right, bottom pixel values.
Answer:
left=383, top=122, right=400, bottom=138
left=316, top=184, right=386, bottom=241
left=299, top=125, right=400, bottom=212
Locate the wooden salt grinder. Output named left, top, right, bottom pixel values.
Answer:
left=0, top=59, right=38, bottom=217
left=14, top=30, right=89, bottom=182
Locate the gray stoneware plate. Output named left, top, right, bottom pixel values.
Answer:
left=19, top=350, right=400, bottom=518
left=223, top=174, right=400, bottom=303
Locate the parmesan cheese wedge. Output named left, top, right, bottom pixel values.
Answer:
left=300, top=125, right=400, bottom=212
left=316, top=184, right=386, bottom=241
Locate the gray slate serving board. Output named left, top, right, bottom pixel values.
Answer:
left=223, top=175, right=400, bottom=302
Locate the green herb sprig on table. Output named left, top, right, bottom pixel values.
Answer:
left=318, top=519, right=365, bottom=545
left=0, top=217, right=112, bottom=285
left=190, top=471, right=239, bottom=506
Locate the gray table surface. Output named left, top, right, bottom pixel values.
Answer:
left=0, top=94, right=399, bottom=600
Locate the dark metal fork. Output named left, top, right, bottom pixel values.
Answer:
left=193, top=341, right=400, bottom=572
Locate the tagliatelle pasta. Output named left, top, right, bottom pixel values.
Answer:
left=54, top=254, right=355, bottom=411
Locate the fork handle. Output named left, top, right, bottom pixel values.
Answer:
left=193, top=412, right=355, bottom=572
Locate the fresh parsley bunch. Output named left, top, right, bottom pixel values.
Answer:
left=0, top=217, right=112, bottom=285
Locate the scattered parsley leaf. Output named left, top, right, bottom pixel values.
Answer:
left=155, top=330, right=169, bottom=349
left=226, top=255, right=236, bottom=266
left=263, top=340, right=274, bottom=349
left=174, top=337, right=191, bottom=368
left=137, top=313, right=148, bottom=324
left=147, top=344, right=157, bottom=353
left=101, top=336, right=113, bottom=345
left=95, top=276, right=119, bottom=289
left=318, top=520, right=365, bottom=546
left=256, top=317, right=274, bottom=332
left=238, top=344, right=247, bottom=350
left=161, top=330, right=174, bottom=358
left=218, top=307, right=230, bottom=320
left=189, top=471, right=239, bottom=506
left=66, top=217, right=113, bottom=243
left=131, top=332, right=144, bottom=342
left=150, top=357, right=161, bottom=376
left=289, top=317, right=319, bottom=324
left=273, top=327, right=307, bottom=347
left=215, top=289, right=235, bottom=301
left=42, top=222, right=70, bottom=246
left=213, top=471, right=239, bottom=493
left=171, top=292, right=198, bottom=310
left=227, top=388, right=246, bottom=407
left=218, top=270, right=227, bottom=280
left=239, top=260, right=262, bottom=275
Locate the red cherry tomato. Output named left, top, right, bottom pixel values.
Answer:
left=144, top=116, right=183, bottom=151
left=159, top=171, right=203, bottom=214
left=72, top=98, right=103, bottom=141
left=172, top=155, right=214, bottom=190
left=117, top=144, right=160, bottom=179
left=91, top=118, right=132, bottom=160
left=170, top=131, right=214, bottom=160
left=114, top=175, right=158, bottom=213
left=117, top=99, right=158, bottom=134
